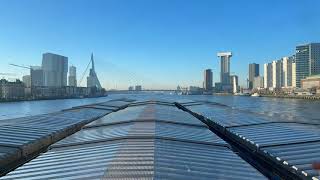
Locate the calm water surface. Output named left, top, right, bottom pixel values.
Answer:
left=1, top=93, right=320, bottom=122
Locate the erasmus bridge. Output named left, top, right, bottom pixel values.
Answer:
left=79, top=53, right=102, bottom=89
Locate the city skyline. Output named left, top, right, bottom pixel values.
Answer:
left=0, top=0, right=320, bottom=89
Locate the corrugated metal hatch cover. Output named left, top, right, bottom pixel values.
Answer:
left=1, top=100, right=265, bottom=180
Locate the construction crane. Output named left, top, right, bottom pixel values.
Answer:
left=8, top=64, right=32, bottom=82
left=9, top=63, right=31, bottom=69
left=0, top=73, right=16, bottom=76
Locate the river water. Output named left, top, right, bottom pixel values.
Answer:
left=1, top=93, right=320, bottom=122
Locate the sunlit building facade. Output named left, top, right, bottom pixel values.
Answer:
left=296, top=43, right=320, bottom=87
left=264, top=63, right=273, bottom=88
left=68, top=66, right=77, bottom=87
left=42, top=53, right=68, bottom=87
left=203, top=69, right=213, bottom=91
left=30, top=66, right=44, bottom=87
left=249, top=63, right=259, bottom=89
left=253, top=76, right=264, bottom=89
left=217, top=52, right=232, bottom=85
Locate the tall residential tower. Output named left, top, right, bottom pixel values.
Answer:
left=264, top=63, right=273, bottom=88
left=203, top=69, right=213, bottom=91
left=264, top=56, right=296, bottom=89
left=249, top=63, right=259, bottom=89
left=272, top=60, right=282, bottom=88
left=68, top=66, right=77, bottom=87
left=217, top=52, right=232, bottom=85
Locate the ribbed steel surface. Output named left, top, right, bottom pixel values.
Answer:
left=86, top=105, right=148, bottom=127
left=155, top=122, right=226, bottom=144
left=13, top=108, right=110, bottom=130
left=263, top=141, right=320, bottom=178
left=0, top=101, right=268, bottom=179
left=188, top=104, right=269, bottom=127
left=155, top=139, right=265, bottom=180
left=152, top=104, right=204, bottom=126
left=1, top=141, right=125, bottom=180
left=188, top=102, right=320, bottom=126
left=2, top=139, right=264, bottom=180
left=54, top=121, right=224, bottom=147
left=0, top=105, right=112, bottom=175
left=53, top=123, right=133, bottom=147
left=0, top=125, right=52, bottom=148
left=0, top=115, right=44, bottom=125
left=9, top=115, right=89, bottom=131
left=102, top=139, right=154, bottom=179
left=229, top=123, right=320, bottom=147
left=57, top=108, right=109, bottom=120
left=87, top=104, right=204, bottom=128
left=2, top=139, right=155, bottom=180
left=0, top=108, right=108, bottom=128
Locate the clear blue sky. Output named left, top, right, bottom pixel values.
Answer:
left=0, top=0, right=319, bottom=89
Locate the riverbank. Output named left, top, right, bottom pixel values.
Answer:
left=0, top=94, right=108, bottom=103
left=260, top=94, right=320, bottom=100
left=188, top=93, right=320, bottom=100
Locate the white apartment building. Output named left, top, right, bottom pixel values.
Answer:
left=272, top=60, right=282, bottom=88
left=264, top=63, right=272, bottom=88
left=264, top=56, right=296, bottom=89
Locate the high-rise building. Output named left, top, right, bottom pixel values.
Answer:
left=30, top=66, right=44, bottom=87
left=68, top=66, right=77, bottom=87
left=249, top=63, right=259, bottom=89
left=264, top=63, right=273, bottom=88
left=295, top=43, right=320, bottom=87
left=22, top=75, right=31, bottom=88
left=264, top=56, right=296, bottom=89
left=203, top=69, right=213, bottom=91
left=282, top=56, right=295, bottom=88
left=292, top=61, right=297, bottom=88
left=42, top=53, right=68, bottom=87
left=87, top=53, right=102, bottom=89
left=230, top=75, right=239, bottom=93
left=253, top=76, right=264, bottom=89
left=217, top=52, right=232, bottom=85
left=272, top=60, right=282, bottom=88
